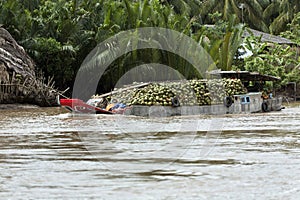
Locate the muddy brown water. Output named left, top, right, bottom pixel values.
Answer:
left=0, top=104, right=299, bottom=199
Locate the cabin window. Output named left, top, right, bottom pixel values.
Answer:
left=241, top=96, right=250, bottom=104
left=246, top=96, right=250, bottom=103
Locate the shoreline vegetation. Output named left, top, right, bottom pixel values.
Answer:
left=0, top=0, right=299, bottom=106
left=0, top=27, right=60, bottom=106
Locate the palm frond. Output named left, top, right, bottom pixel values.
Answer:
left=244, top=0, right=264, bottom=17
left=263, top=2, right=280, bottom=23
left=269, top=12, right=289, bottom=34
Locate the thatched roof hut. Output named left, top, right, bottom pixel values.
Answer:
left=0, top=27, right=58, bottom=106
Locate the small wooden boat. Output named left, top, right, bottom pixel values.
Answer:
left=58, top=82, right=152, bottom=114
left=58, top=97, right=113, bottom=114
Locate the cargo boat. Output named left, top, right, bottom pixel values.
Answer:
left=59, top=71, right=284, bottom=116
left=59, top=92, right=282, bottom=116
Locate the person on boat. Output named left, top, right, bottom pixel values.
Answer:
left=105, top=98, right=118, bottom=111
left=262, top=91, right=269, bottom=99
left=268, top=90, right=273, bottom=99
left=106, top=103, right=115, bottom=111
left=106, top=99, right=126, bottom=112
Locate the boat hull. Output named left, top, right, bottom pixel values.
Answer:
left=59, top=93, right=283, bottom=116
left=123, top=92, right=264, bottom=116
left=59, top=98, right=113, bottom=114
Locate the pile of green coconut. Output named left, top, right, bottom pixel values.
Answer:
left=97, top=78, right=247, bottom=107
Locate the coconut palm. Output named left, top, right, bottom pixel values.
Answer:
left=280, top=12, right=300, bottom=44
left=77, top=0, right=198, bottom=93
left=269, top=0, right=300, bottom=34
left=198, top=0, right=300, bottom=34
left=199, top=15, right=245, bottom=71
left=197, top=0, right=269, bottom=32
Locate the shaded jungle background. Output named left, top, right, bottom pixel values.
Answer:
left=0, top=0, right=299, bottom=96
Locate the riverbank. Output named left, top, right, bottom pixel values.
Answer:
left=0, top=104, right=40, bottom=110
left=0, top=103, right=68, bottom=116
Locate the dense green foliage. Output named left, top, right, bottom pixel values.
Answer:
left=233, top=35, right=299, bottom=88
left=0, top=0, right=299, bottom=94
left=172, top=0, right=300, bottom=34
left=281, top=12, right=300, bottom=45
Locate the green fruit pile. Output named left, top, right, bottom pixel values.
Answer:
left=224, top=78, right=248, bottom=96
left=207, top=78, right=247, bottom=104
left=109, top=88, right=138, bottom=105
left=130, top=84, right=175, bottom=106
left=104, top=78, right=247, bottom=106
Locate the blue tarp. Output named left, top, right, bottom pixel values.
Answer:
left=111, top=103, right=126, bottom=110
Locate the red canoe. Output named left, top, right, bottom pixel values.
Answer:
left=59, top=98, right=113, bottom=114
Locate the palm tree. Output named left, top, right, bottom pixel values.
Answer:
left=280, top=12, right=300, bottom=44
left=197, top=0, right=269, bottom=32
left=199, top=15, right=245, bottom=71
left=269, top=0, right=300, bottom=34
left=78, top=0, right=215, bottom=93
left=179, top=0, right=300, bottom=34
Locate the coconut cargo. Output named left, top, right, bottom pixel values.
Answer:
left=87, top=80, right=282, bottom=116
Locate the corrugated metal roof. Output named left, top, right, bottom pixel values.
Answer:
left=204, top=25, right=295, bottom=44
left=208, top=70, right=281, bottom=81
left=243, top=28, right=295, bottom=44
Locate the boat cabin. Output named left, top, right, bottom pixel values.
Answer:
left=208, top=70, right=283, bottom=112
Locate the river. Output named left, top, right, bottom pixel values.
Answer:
left=0, top=103, right=299, bottom=199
